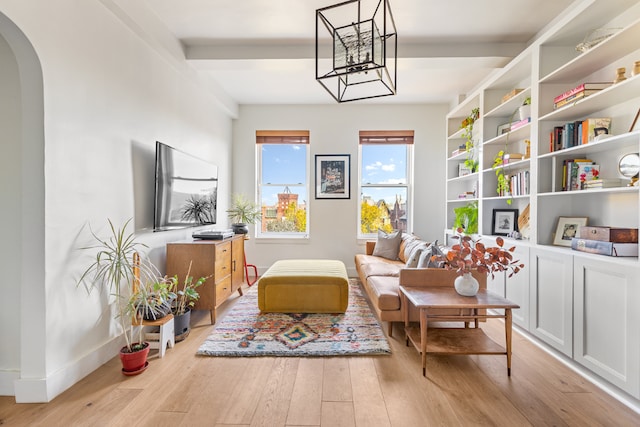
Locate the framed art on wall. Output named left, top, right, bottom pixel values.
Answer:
left=492, top=209, right=519, bottom=236
left=315, top=154, right=350, bottom=199
left=553, top=216, right=588, bottom=246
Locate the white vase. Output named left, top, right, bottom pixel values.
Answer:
left=518, top=104, right=531, bottom=121
left=454, top=273, right=479, bottom=297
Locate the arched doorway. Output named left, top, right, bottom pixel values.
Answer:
left=0, top=12, right=46, bottom=402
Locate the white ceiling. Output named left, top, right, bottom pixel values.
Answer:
left=141, top=0, right=576, bottom=105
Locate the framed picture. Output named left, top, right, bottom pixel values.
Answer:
left=492, top=209, right=519, bottom=236
left=553, top=216, right=588, bottom=246
left=629, top=108, right=640, bottom=132
left=315, top=154, right=350, bottom=199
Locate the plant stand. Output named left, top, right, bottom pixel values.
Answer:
left=142, top=314, right=175, bottom=358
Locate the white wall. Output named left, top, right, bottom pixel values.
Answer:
left=232, top=104, right=449, bottom=276
left=0, top=26, right=22, bottom=387
left=0, top=0, right=236, bottom=402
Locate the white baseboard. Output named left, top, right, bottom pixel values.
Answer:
left=13, top=336, right=123, bottom=403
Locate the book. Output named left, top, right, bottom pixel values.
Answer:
left=571, top=238, right=638, bottom=257
left=581, top=118, right=612, bottom=144
left=503, top=153, right=524, bottom=164
left=562, top=122, right=575, bottom=149
left=501, top=88, right=524, bottom=103
left=553, top=82, right=613, bottom=103
left=510, top=117, right=531, bottom=131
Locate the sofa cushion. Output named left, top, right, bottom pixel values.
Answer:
left=355, top=253, right=401, bottom=268
left=398, top=233, right=418, bottom=263
left=372, top=230, right=402, bottom=260
left=402, top=238, right=425, bottom=263
left=365, top=275, right=402, bottom=311
left=360, top=262, right=402, bottom=279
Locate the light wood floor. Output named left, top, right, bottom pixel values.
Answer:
left=2, top=283, right=639, bottom=427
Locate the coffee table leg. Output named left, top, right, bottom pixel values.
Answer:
left=421, top=308, right=428, bottom=376
left=506, top=308, right=513, bottom=376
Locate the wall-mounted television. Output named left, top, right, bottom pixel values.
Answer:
left=154, top=141, right=218, bottom=231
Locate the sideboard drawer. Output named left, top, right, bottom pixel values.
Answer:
left=215, top=276, right=232, bottom=305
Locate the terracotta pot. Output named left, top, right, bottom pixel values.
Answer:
left=119, top=342, right=150, bottom=374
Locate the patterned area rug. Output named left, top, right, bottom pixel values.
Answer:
left=197, top=279, right=391, bottom=357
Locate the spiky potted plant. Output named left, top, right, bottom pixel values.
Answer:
left=226, top=193, right=261, bottom=234
left=78, top=218, right=165, bottom=375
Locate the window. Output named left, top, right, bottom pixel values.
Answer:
left=358, top=130, right=414, bottom=238
left=256, top=130, right=309, bottom=238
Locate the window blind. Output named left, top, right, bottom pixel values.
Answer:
left=256, top=130, right=310, bottom=144
left=359, top=130, right=414, bottom=145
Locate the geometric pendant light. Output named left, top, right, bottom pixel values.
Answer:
left=316, top=0, right=397, bottom=102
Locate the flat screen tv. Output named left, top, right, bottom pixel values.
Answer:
left=154, top=141, right=218, bottom=231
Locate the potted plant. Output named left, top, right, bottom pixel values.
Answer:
left=452, top=201, right=478, bottom=234
left=167, top=261, right=207, bottom=341
left=519, top=97, right=531, bottom=121
left=226, top=193, right=261, bottom=234
left=78, top=218, right=163, bottom=374
left=432, top=230, right=525, bottom=296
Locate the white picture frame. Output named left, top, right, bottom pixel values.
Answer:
left=553, top=216, right=588, bottom=246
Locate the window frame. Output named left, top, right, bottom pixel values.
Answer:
left=357, top=131, right=414, bottom=240
left=256, top=131, right=310, bottom=240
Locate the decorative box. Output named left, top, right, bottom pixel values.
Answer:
left=579, top=226, right=638, bottom=243
left=571, top=238, right=638, bottom=257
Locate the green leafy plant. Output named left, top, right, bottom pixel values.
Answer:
left=167, top=260, right=208, bottom=316
left=522, top=96, right=531, bottom=105
left=226, top=193, right=261, bottom=225
left=461, top=107, right=480, bottom=172
left=452, top=201, right=478, bottom=234
left=432, top=231, right=525, bottom=279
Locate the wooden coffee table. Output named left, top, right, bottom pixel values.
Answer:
left=399, top=285, right=520, bottom=377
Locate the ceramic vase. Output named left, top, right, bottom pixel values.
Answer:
left=454, top=272, right=480, bottom=297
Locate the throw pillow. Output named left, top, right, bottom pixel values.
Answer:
left=403, top=238, right=425, bottom=262
left=405, top=241, right=428, bottom=268
left=416, top=240, right=446, bottom=268
left=372, top=230, right=402, bottom=260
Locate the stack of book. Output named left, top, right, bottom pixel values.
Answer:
left=553, top=82, right=612, bottom=110
left=582, top=178, right=623, bottom=189
left=571, top=226, right=638, bottom=257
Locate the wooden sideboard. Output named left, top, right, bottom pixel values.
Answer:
left=166, top=235, right=244, bottom=324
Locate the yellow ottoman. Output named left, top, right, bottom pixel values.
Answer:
left=258, top=259, right=349, bottom=313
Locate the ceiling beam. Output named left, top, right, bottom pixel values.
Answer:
left=184, top=40, right=526, bottom=61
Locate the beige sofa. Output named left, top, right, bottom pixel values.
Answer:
left=355, top=235, right=486, bottom=336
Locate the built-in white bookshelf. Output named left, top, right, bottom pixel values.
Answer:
left=444, top=0, right=640, bottom=408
